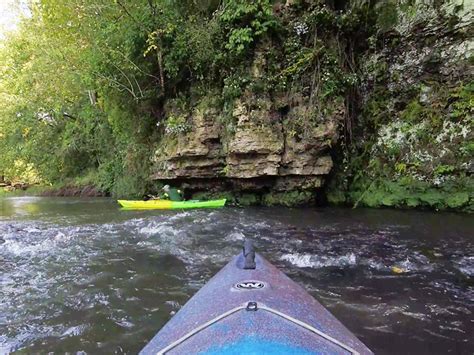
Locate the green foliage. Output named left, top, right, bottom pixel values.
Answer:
left=219, top=0, right=277, bottom=55
left=446, top=192, right=470, bottom=209
left=1, top=0, right=372, bottom=197
left=449, top=82, right=474, bottom=120
left=462, top=142, right=474, bottom=156
left=343, top=177, right=473, bottom=211
left=0, top=0, right=162, bottom=195
left=164, top=114, right=191, bottom=135
left=222, top=73, right=249, bottom=101
left=226, top=27, right=254, bottom=54
left=376, top=1, right=399, bottom=32
left=395, top=162, right=407, bottom=174
left=434, top=164, right=455, bottom=176
left=281, top=47, right=317, bottom=78
left=401, top=100, right=423, bottom=122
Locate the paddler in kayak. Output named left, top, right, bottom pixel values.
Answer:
left=162, top=184, right=183, bottom=201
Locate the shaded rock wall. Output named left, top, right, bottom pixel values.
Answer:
left=328, top=0, right=473, bottom=211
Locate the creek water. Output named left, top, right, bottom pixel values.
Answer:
left=0, top=196, right=472, bottom=354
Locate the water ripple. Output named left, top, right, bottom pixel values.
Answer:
left=0, top=202, right=473, bottom=354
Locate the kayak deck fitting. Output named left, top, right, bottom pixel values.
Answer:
left=117, top=199, right=226, bottom=210
left=141, top=240, right=373, bottom=354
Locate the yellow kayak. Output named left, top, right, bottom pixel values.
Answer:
left=117, top=199, right=226, bottom=210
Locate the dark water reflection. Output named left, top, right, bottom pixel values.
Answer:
left=0, top=197, right=473, bottom=354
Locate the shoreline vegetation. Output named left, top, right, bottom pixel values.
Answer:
left=0, top=1, right=472, bottom=212
left=0, top=183, right=104, bottom=198
left=1, top=181, right=472, bottom=213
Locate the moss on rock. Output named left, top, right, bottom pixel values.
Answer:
left=191, top=191, right=237, bottom=205
left=237, top=193, right=261, bottom=206
left=325, top=2, right=474, bottom=213
left=262, top=190, right=314, bottom=207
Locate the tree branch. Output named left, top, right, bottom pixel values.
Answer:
left=116, top=0, right=149, bottom=32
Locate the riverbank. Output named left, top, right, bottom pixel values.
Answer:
left=40, top=185, right=106, bottom=197
left=1, top=184, right=105, bottom=198
left=3, top=181, right=472, bottom=213
left=0, top=185, right=47, bottom=197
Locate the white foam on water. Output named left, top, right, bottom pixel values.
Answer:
left=454, top=256, right=474, bottom=276
left=362, top=259, right=389, bottom=271
left=136, top=240, right=161, bottom=251
left=24, top=227, right=42, bottom=233
left=61, top=325, right=87, bottom=337
left=281, top=253, right=316, bottom=267
left=281, top=252, right=357, bottom=268
left=2, top=237, right=58, bottom=256
left=0, top=344, right=12, bottom=354
left=401, top=311, right=429, bottom=321
left=138, top=223, right=177, bottom=236
left=427, top=304, right=456, bottom=316
left=113, top=318, right=135, bottom=329
left=165, top=300, right=181, bottom=309
left=1, top=228, right=83, bottom=257
left=168, top=211, right=192, bottom=221
left=392, top=255, right=434, bottom=273
left=122, top=218, right=146, bottom=226
left=363, top=324, right=395, bottom=334
left=226, top=231, right=246, bottom=241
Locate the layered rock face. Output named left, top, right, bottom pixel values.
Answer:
left=152, top=93, right=339, bottom=204
left=152, top=107, right=224, bottom=179
left=151, top=11, right=343, bottom=206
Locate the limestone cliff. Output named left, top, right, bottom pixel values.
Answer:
left=150, top=0, right=473, bottom=209
left=151, top=89, right=340, bottom=205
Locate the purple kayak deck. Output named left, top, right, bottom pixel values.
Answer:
left=141, top=253, right=373, bottom=354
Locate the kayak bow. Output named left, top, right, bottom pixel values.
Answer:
left=141, top=240, right=373, bottom=354
left=117, top=199, right=226, bottom=210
